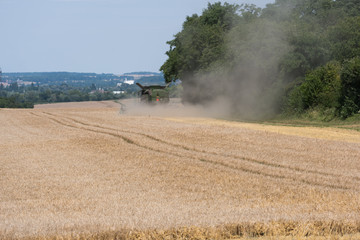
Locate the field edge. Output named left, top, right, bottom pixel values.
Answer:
left=4, top=221, right=360, bottom=240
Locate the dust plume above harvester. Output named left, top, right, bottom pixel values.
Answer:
left=160, top=2, right=290, bottom=120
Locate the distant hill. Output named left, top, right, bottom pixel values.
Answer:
left=2, top=71, right=166, bottom=87
left=135, top=76, right=167, bottom=86
left=123, top=72, right=162, bottom=76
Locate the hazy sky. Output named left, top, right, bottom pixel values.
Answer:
left=0, top=0, right=274, bottom=74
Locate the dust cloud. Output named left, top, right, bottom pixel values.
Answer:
left=181, top=16, right=290, bottom=120
left=126, top=7, right=290, bottom=120
left=119, top=98, right=232, bottom=118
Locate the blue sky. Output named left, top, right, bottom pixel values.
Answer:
left=0, top=0, right=274, bottom=74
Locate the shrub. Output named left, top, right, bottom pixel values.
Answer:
left=285, top=62, right=341, bottom=116
left=339, top=57, right=360, bottom=118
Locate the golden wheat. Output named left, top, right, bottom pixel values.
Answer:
left=1, top=101, right=360, bottom=239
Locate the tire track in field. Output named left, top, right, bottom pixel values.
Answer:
left=32, top=111, right=355, bottom=191
left=46, top=112, right=360, bottom=184
left=40, top=111, right=359, bottom=191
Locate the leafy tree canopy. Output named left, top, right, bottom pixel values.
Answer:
left=161, top=0, right=360, bottom=119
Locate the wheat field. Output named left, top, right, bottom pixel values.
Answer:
left=1, top=100, right=360, bottom=239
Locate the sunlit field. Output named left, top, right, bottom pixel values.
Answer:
left=1, top=100, right=360, bottom=239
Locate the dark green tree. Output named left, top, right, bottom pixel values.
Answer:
left=330, top=17, right=360, bottom=62
left=160, top=2, right=240, bottom=84
left=339, top=57, right=360, bottom=118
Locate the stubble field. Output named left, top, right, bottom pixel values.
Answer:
left=1, top=100, right=360, bottom=239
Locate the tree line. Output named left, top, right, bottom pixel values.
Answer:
left=0, top=84, right=133, bottom=108
left=161, top=0, right=360, bottom=119
left=0, top=72, right=170, bottom=108
left=0, top=79, right=181, bottom=108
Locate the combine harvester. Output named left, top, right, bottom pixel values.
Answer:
left=136, top=83, right=170, bottom=104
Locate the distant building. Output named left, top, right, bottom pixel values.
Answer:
left=0, top=82, right=10, bottom=87
left=113, top=91, right=125, bottom=95
left=16, top=80, right=36, bottom=86
left=117, top=78, right=135, bottom=86
left=124, top=79, right=135, bottom=85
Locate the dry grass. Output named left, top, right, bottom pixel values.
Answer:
left=34, top=100, right=122, bottom=109
left=1, top=101, right=360, bottom=239
left=5, top=222, right=360, bottom=239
